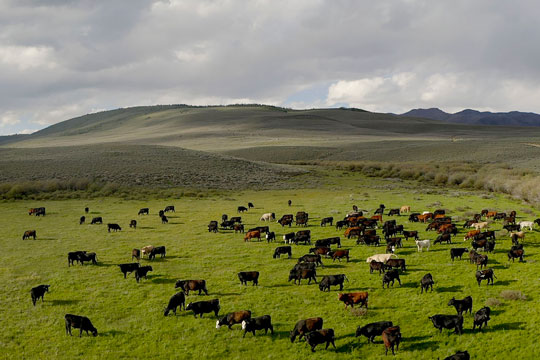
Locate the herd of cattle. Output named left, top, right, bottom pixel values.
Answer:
left=23, top=201, right=539, bottom=357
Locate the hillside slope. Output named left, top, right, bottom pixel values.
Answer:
left=401, top=108, right=540, bottom=126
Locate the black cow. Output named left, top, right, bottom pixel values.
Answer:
left=175, top=280, right=208, bottom=295
left=118, top=263, right=140, bottom=278
left=149, top=246, right=166, bottom=260
left=388, top=209, right=400, bottom=216
left=420, top=273, right=434, bottom=293
left=164, top=205, right=175, bottom=213
left=107, top=223, right=121, bottom=232
left=78, top=252, right=97, bottom=265
left=335, top=220, right=347, bottom=230
left=130, top=220, right=137, bottom=228
left=476, top=254, right=488, bottom=269
left=248, top=202, right=254, bottom=209
left=290, top=317, right=323, bottom=343
left=450, top=248, right=468, bottom=261
left=185, top=299, right=220, bottom=318
left=90, top=217, right=102, bottom=224
left=385, top=258, right=406, bottom=271
left=369, top=261, right=388, bottom=275
left=305, top=329, right=335, bottom=352
left=80, top=216, right=85, bottom=225
left=408, top=213, right=419, bottom=222
left=508, top=249, right=524, bottom=262
left=289, top=268, right=317, bottom=285
left=238, top=271, right=259, bottom=286
left=315, top=237, right=341, bottom=248
left=222, top=214, right=228, bottom=222
left=444, top=351, right=470, bottom=360
left=403, top=231, right=419, bottom=241
left=298, top=254, right=323, bottom=267
left=208, top=221, right=219, bottom=233
left=22, top=230, right=36, bottom=240
left=266, top=231, right=276, bottom=242
left=318, top=274, right=348, bottom=292
left=238, top=206, right=248, bottom=213
left=473, top=306, right=491, bottom=331
left=429, top=314, right=463, bottom=335
left=65, top=314, right=97, bottom=337
left=288, top=199, right=292, bottom=206
left=476, top=269, right=496, bottom=286
left=161, top=215, right=168, bottom=224
left=159, top=210, right=164, bottom=218
left=435, top=233, right=452, bottom=245
left=291, top=262, right=316, bottom=272
left=382, top=269, right=401, bottom=288
left=135, top=266, right=153, bottom=282
left=448, top=296, right=473, bottom=315
left=242, top=315, right=273, bottom=337
left=31, top=285, right=50, bottom=306
left=273, top=246, right=292, bottom=259
left=283, top=232, right=295, bottom=243
left=138, top=208, right=149, bottom=215
left=230, top=216, right=242, bottom=223
left=320, top=217, right=334, bottom=226
left=164, top=292, right=185, bottom=316
left=85, top=207, right=89, bottom=213
left=504, top=224, right=521, bottom=232
left=355, top=321, right=393, bottom=343
left=68, top=251, right=86, bottom=266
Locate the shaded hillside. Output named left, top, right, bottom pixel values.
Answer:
left=0, top=134, right=30, bottom=146
left=401, top=108, right=540, bottom=126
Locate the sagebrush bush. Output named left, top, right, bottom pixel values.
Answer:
left=500, top=290, right=527, bottom=301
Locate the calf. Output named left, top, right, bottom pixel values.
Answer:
left=335, top=220, right=347, bottom=230
left=382, top=326, right=401, bottom=356
left=473, top=306, right=491, bottom=331
left=369, top=260, right=387, bottom=275
left=132, top=248, right=141, bottom=261
left=289, top=268, right=317, bottom=285
left=238, top=206, right=248, bottom=213
left=403, top=230, right=419, bottom=240
left=30, top=285, right=50, bottom=306
left=290, top=317, right=323, bottom=342
left=320, top=217, right=334, bottom=227
left=216, top=310, right=251, bottom=329
left=298, top=254, right=323, bottom=267
left=382, top=269, right=401, bottom=288
left=429, top=314, right=463, bottom=335
left=185, top=299, right=220, bottom=318
left=435, top=233, right=452, bottom=245
left=107, top=223, right=121, bottom=232
left=476, top=269, right=495, bottom=286
left=234, top=224, right=245, bottom=233
left=138, top=208, right=149, bottom=215
left=355, top=321, right=393, bottom=343
left=90, top=217, right=102, bottom=224
left=318, top=274, right=348, bottom=292
left=118, top=263, right=140, bottom=278
left=444, top=351, right=470, bottom=360
left=448, top=296, right=473, bottom=315
left=385, top=258, right=406, bottom=272
left=450, top=248, right=468, bottom=261
left=80, top=216, right=85, bottom=225
left=415, top=239, right=431, bottom=251
left=149, top=246, right=166, bottom=260
left=242, top=315, right=273, bottom=337
left=305, top=329, right=335, bottom=352
left=420, top=273, right=434, bottom=293
left=330, top=249, right=350, bottom=262
left=508, top=249, right=524, bottom=262
left=265, top=231, right=275, bottom=242
left=164, top=292, right=185, bottom=316
left=310, top=246, right=331, bottom=257
left=338, top=292, right=368, bottom=308
left=135, top=266, right=153, bottom=282
left=22, top=230, right=36, bottom=240
left=238, top=271, right=259, bottom=286
left=175, top=280, right=208, bottom=295
left=129, top=220, right=137, bottom=229
left=208, top=221, right=218, bottom=233
left=65, top=314, right=98, bottom=337
left=476, top=254, right=488, bottom=269
left=274, top=246, right=292, bottom=259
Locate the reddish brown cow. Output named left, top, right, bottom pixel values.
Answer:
left=338, top=292, right=368, bottom=309
left=464, top=230, right=480, bottom=241
left=244, top=231, right=261, bottom=242
left=331, top=249, right=350, bottom=262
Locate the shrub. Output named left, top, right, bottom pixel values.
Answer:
left=485, top=298, right=502, bottom=307
left=350, top=308, right=368, bottom=317
left=500, top=290, right=526, bottom=301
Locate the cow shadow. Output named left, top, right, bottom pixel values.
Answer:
left=138, top=226, right=155, bottom=230
left=264, top=284, right=290, bottom=288
left=168, top=222, right=183, bottom=225
left=37, top=237, right=57, bottom=241
left=349, top=259, right=365, bottom=264
left=95, top=262, right=114, bottom=267
left=406, top=339, right=440, bottom=351
left=50, top=299, right=80, bottom=306
left=495, top=280, right=517, bottom=286
left=334, top=340, right=358, bottom=353
left=100, top=330, right=127, bottom=337
left=324, top=264, right=346, bottom=269
left=406, top=268, right=427, bottom=272
left=466, top=322, right=524, bottom=333
left=149, top=276, right=177, bottom=284
left=213, top=292, right=241, bottom=296
left=397, top=250, right=416, bottom=255
left=401, top=282, right=418, bottom=288
left=436, top=285, right=463, bottom=293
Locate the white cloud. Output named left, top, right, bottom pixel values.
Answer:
left=0, top=111, right=20, bottom=127
left=0, top=45, right=57, bottom=70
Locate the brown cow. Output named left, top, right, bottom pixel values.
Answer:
left=417, top=214, right=432, bottom=223
left=338, top=292, right=368, bottom=309
left=464, top=230, right=480, bottom=241
left=244, top=230, right=261, bottom=242
left=344, top=227, right=362, bottom=238
left=486, top=211, right=497, bottom=219
left=22, top=230, right=36, bottom=240
left=216, top=310, right=251, bottom=329
left=331, top=249, right=350, bottom=262
left=371, top=215, right=383, bottom=222
left=290, top=317, right=323, bottom=343
left=382, top=326, right=401, bottom=356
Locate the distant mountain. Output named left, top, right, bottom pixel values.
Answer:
left=0, top=134, right=30, bottom=145
left=400, top=108, right=540, bottom=126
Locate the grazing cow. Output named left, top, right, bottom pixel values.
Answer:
left=504, top=224, right=521, bottom=232
left=260, top=212, right=275, bottom=222
left=508, top=249, right=524, bottom=262
left=356, top=321, right=393, bottom=343
left=68, top=251, right=86, bottom=266
left=22, top=230, right=36, bottom=240
left=420, top=273, right=434, bottom=293
left=250, top=226, right=269, bottom=234
left=138, top=208, right=149, bottom=215
left=175, top=279, right=209, bottom=295
left=481, top=209, right=489, bottom=217
left=319, top=274, right=348, bottom=291
left=221, top=220, right=235, bottom=229
left=382, top=269, right=401, bottom=288
left=535, top=218, right=540, bottom=226
left=29, top=207, right=46, bottom=216
left=486, top=211, right=497, bottom=219
left=417, top=214, right=432, bottom=223
left=493, top=212, right=506, bottom=220
left=242, top=315, right=273, bottom=337
left=186, top=299, right=220, bottom=318
left=278, top=217, right=293, bottom=227
left=238, top=271, right=259, bottom=286
left=265, top=231, right=276, bottom=242
left=31, top=285, right=50, bottom=306
left=305, top=329, right=335, bottom=352
left=290, top=317, right=323, bottom=343
left=129, top=220, right=137, bottom=229
left=476, top=254, right=488, bottom=269
left=382, top=326, right=401, bottom=356
left=400, top=205, right=410, bottom=213
left=135, top=266, right=153, bottom=282
left=415, top=240, right=431, bottom=252
left=471, top=239, right=488, bottom=251
left=80, top=216, right=85, bottom=225
left=403, top=231, right=419, bottom=241
left=149, top=246, right=166, bottom=260
left=369, top=261, right=387, bottom=275
left=107, top=223, right=121, bottom=232
left=274, top=246, right=292, bottom=259
left=388, top=208, right=400, bottom=216
left=283, top=232, right=295, bottom=243
left=335, top=220, right=347, bottom=230
left=159, top=210, right=164, bottom=218
left=366, top=253, right=397, bottom=263
left=476, top=269, right=496, bottom=286
left=429, top=314, right=463, bottom=335
left=238, top=206, right=248, bottom=213
left=244, top=230, right=261, bottom=242
left=298, top=254, right=323, bottom=267
left=289, top=268, right=317, bottom=285
left=358, top=235, right=380, bottom=246
left=330, top=249, right=350, bottom=262
left=409, top=213, right=420, bottom=222
left=230, top=216, right=242, bottom=224
left=85, top=207, right=89, bottom=213
left=234, top=224, right=245, bottom=233
left=463, top=220, right=476, bottom=228
left=78, top=252, right=97, bottom=265
left=320, top=217, right=334, bottom=227
left=164, top=205, right=175, bottom=213
left=472, top=222, right=489, bottom=231
left=510, top=232, right=525, bottom=245
left=161, top=215, right=168, bottom=224
left=65, top=314, right=97, bottom=337
left=132, top=248, right=141, bottom=261
left=164, top=292, right=185, bottom=316
left=450, top=248, right=468, bottom=261
left=345, top=227, right=362, bottom=239
left=444, top=351, right=470, bottom=360
left=435, top=234, right=452, bottom=245
left=386, top=258, right=406, bottom=272
left=208, top=221, right=218, bottom=233
left=519, top=221, right=535, bottom=231
left=448, top=296, right=473, bottom=315
left=248, top=202, right=254, bottom=209
left=339, top=292, right=369, bottom=308
left=473, top=307, right=491, bottom=331
left=216, top=310, right=251, bottom=329
left=141, top=245, right=154, bottom=258
left=288, top=199, right=292, bottom=206
left=118, top=263, right=140, bottom=278
left=310, top=246, right=331, bottom=257
left=222, top=214, right=228, bottom=222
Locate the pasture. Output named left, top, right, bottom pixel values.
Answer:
left=2, top=175, right=540, bottom=359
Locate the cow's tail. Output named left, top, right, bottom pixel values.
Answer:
left=344, top=275, right=349, bottom=282
left=391, top=254, right=398, bottom=258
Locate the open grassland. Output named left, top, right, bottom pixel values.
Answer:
left=2, top=174, right=540, bottom=359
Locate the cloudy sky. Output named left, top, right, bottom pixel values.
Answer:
left=1, top=0, right=540, bottom=135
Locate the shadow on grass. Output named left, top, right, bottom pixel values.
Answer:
left=265, top=284, right=290, bottom=288
left=405, top=340, right=440, bottom=352
left=323, top=264, right=346, bottom=269
left=138, top=226, right=155, bottom=230
left=334, top=340, right=357, bottom=353
left=37, top=237, right=57, bottom=241
left=495, top=280, right=517, bottom=286
left=50, top=299, right=80, bottom=306
left=436, top=285, right=463, bottom=293
left=150, top=276, right=177, bottom=284
left=397, top=250, right=416, bottom=255
left=100, top=330, right=127, bottom=337
left=95, top=262, right=114, bottom=267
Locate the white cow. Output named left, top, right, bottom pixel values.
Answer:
left=260, top=212, right=276, bottom=222
left=519, top=221, right=534, bottom=231
left=472, top=222, right=489, bottom=231
left=415, top=240, right=431, bottom=252
left=366, top=253, right=397, bottom=263
left=141, top=245, right=154, bottom=258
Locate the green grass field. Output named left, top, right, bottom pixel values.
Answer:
left=2, top=174, right=539, bottom=359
